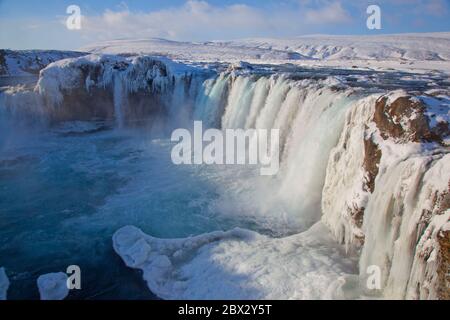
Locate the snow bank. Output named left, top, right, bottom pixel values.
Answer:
left=113, top=223, right=358, bottom=300
left=0, top=267, right=9, bottom=300
left=37, top=273, right=69, bottom=300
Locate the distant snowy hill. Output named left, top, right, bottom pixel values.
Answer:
left=81, top=33, right=450, bottom=63
left=219, top=33, right=450, bottom=61
left=0, top=50, right=86, bottom=77
left=81, top=38, right=308, bottom=62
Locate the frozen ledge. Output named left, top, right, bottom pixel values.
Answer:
left=113, top=223, right=359, bottom=300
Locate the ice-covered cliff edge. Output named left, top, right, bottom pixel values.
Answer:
left=322, top=92, right=450, bottom=299
left=2, top=54, right=213, bottom=127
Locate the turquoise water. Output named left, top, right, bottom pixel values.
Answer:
left=0, top=124, right=274, bottom=299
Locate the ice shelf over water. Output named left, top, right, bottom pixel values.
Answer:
left=113, top=223, right=358, bottom=300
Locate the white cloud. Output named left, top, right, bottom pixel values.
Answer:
left=81, top=1, right=271, bottom=41
left=304, top=2, right=352, bottom=24
left=79, top=0, right=355, bottom=42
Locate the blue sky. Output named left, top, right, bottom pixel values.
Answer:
left=1, top=0, right=449, bottom=50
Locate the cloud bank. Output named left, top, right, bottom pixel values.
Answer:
left=80, top=0, right=354, bottom=42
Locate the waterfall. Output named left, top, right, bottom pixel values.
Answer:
left=188, top=72, right=449, bottom=299
left=194, top=73, right=230, bottom=128
left=113, top=73, right=125, bottom=129
left=194, top=73, right=358, bottom=230
left=359, top=153, right=450, bottom=299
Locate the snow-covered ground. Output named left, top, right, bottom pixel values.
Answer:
left=0, top=50, right=86, bottom=77
left=220, top=33, right=450, bottom=61
left=81, top=33, right=450, bottom=73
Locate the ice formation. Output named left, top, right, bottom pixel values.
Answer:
left=0, top=267, right=9, bottom=300
left=113, top=223, right=358, bottom=300
left=322, top=92, right=450, bottom=299
left=37, top=272, right=69, bottom=300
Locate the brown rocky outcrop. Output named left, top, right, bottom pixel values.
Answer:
left=374, top=96, right=449, bottom=144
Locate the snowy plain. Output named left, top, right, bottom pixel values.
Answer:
left=81, top=32, right=450, bottom=74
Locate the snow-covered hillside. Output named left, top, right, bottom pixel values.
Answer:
left=81, top=33, right=450, bottom=66
left=82, top=38, right=307, bottom=63
left=219, top=33, right=450, bottom=61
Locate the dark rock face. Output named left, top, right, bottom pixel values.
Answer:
left=348, top=135, right=382, bottom=231
left=45, top=87, right=115, bottom=123
left=412, top=187, right=450, bottom=300
left=363, top=136, right=382, bottom=194
left=374, top=96, right=449, bottom=144
left=437, top=227, right=450, bottom=300
left=433, top=189, right=450, bottom=300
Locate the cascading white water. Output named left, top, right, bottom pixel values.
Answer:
left=359, top=152, right=450, bottom=299
left=113, top=73, right=126, bottom=129
left=202, top=73, right=357, bottom=230
left=194, top=73, right=230, bottom=128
